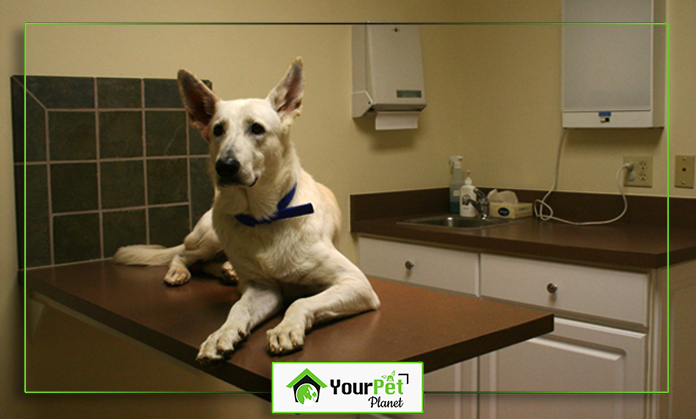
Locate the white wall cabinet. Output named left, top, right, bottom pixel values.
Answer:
left=561, top=0, right=665, bottom=128
left=357, top=237, right=668, bottom=419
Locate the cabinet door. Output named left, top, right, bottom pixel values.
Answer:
left=479, top=318, right=647, bottom=419
left=358, top=237, right=478, bottom=296
left=390, top=360, right=478, bottom=419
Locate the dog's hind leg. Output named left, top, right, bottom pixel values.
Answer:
left=201, top=260, right=238, bottom=285
left=114, top=243, right=195, bottom=286
left=196, top=283, right=283, bottom=366
left=164, top=210, right=227, bottom=286
left=164, top=255, right=193, bottom=286
left=115, top=209, right=230, bottom=286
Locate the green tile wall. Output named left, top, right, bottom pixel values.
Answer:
left=11, top=75, right=214, bottom=268
left=99, top=111, right=143, bottom=158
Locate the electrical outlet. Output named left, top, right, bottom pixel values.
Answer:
left=624, top=156, right=653, bottom=188
left=675, top=155, right=695, bottom=189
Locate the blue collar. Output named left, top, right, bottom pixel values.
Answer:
left=235, top=184, right=314, bottom=227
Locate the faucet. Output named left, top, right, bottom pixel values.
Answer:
left=464, top=188, right=489, bottom=220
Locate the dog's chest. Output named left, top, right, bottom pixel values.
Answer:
left=214, top=214, right=315, bottom=282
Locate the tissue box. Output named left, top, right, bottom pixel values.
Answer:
left=489, top=202, right=533, bottom=219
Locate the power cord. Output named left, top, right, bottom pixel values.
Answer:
left=533, top=128, right=633, bottom=226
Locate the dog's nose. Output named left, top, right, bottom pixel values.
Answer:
left=215, top=158, right=240, bottom=184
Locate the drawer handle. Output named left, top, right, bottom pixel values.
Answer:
left=546, top=283, right=558, bottom=294
left=405, top=261, right=415, bottom=270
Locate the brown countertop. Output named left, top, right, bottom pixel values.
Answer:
left=351, top=188, right=696, bottom=270
left=25, top=260, right=553, bottom=399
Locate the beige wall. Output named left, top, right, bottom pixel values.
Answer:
left=2, top=0, right=694, bottom=418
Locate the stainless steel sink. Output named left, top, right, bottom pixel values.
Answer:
left=398, top=215, right=527, bottom=230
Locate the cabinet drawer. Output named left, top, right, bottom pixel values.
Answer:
left=358, top=237, right=478, bottom=295
left=481, top=254, right=649, bottom=326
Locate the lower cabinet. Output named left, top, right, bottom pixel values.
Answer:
left=479, top=318, right=647, bottom=419
left=478, top=254, right=651, bottom=419
left=358, top=237, right=663, bottom=419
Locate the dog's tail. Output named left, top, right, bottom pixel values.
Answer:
left=113, top=244, right=184, bottom=266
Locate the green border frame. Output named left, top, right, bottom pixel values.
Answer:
left=21, top=21, right=671, bottom=398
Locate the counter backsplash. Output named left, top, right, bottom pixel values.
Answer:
left=12, top=75, right=214, bottom=268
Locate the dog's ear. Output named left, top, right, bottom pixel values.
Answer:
left=178, top=69, right=219, bottom=133
left=267, top=57, right=304, bottom=125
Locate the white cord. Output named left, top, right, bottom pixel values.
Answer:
left=533, top=128, right=632, bottom=226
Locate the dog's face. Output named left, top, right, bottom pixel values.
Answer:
left=178, top=59, right=304, bottom=189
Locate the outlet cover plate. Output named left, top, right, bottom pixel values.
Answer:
left=675, top=155, right=695, bottom=189
left=624, top=156, right=653, bottom=188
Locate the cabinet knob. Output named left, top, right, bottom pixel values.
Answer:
left=405, top=261, right=415, bottom=270
left=546, top=283, right=558, bottom=294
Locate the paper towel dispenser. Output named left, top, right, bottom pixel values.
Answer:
left=352, top=24, right=427, bottom=130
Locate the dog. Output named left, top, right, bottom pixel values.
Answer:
left=115, top=58, right=380, bottom=365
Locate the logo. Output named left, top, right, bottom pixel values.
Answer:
left=273, top=362, right=423, bottom=414
left=330, top=368, right=411, bottom=409
left=286, top=368, right=327, bottom=404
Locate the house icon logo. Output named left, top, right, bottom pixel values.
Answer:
left=286, top=368, right=328, bottom=404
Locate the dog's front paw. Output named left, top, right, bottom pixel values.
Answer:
left=266, top=322, right=306, bottom=355
left=164, top=266, right=191, bottom=286
left=196, top=326, right=248, bottom=366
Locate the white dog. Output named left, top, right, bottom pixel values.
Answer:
left=116, top=58, right=380, bottom=364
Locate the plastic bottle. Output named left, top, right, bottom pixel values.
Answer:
left=459, top=171, right=477, bottom=217
left=449, top=156, right=464, bottom=213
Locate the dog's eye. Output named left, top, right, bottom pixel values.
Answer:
left=213, top=123, right=225, bottom=137
left=250, top=123, right=265, bottom=136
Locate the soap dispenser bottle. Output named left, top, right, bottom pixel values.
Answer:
left=460, top=171, right=477, bottom=217
left=449, top=156, right=464, bottom=213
